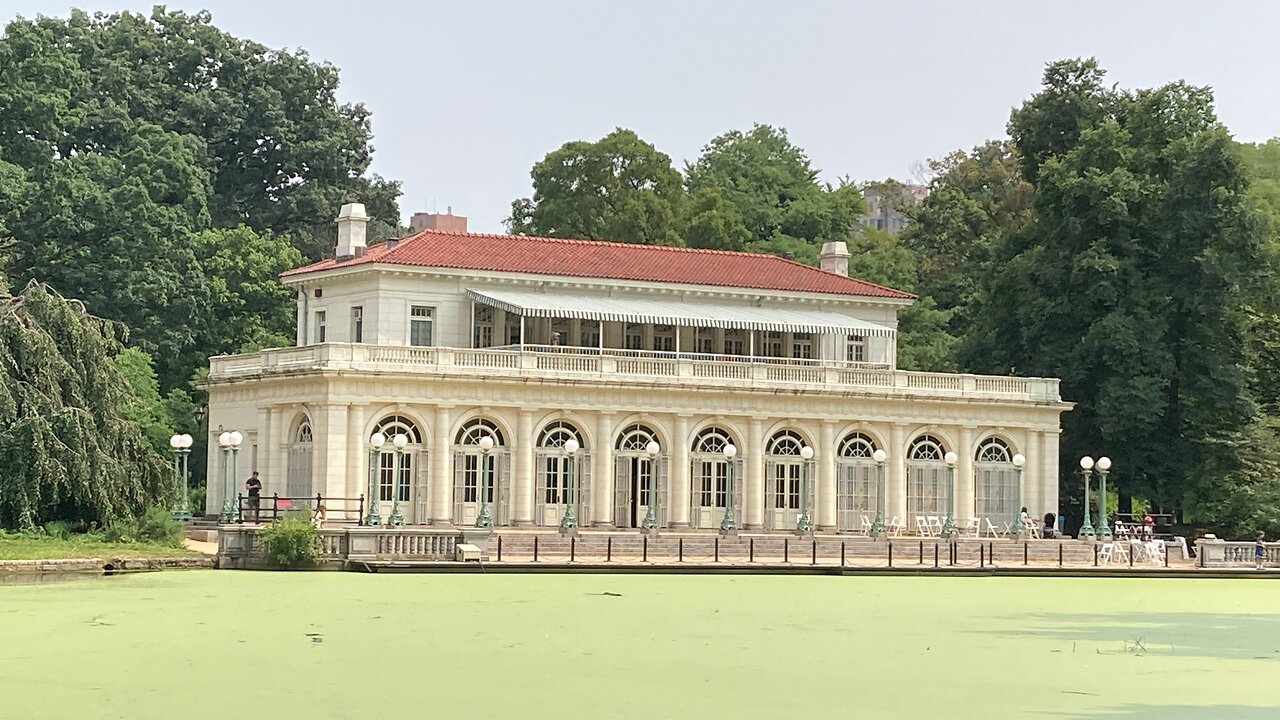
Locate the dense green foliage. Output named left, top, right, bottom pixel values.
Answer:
left=256, top=514, right=322, bottom=569
left=0, top=282, right=170, bottom=529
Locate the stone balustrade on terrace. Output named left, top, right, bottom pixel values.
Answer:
left=207, top=343, right=1061, bottom=403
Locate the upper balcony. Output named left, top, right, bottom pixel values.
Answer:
left=207, top=343, right=1063, bottom=405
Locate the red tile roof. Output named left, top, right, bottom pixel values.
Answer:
left=282, top=230, right=915, bottom=299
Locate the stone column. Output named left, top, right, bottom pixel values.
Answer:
left=270, top=406, right=287, bottom=497
left=594, top=412, right=615, bottom=526
left=817, top=421, right=837, bottom=530
left=887, top=423, right=907, bottom=525
left=669, top=414, right=691, bottom=527
left=347, top=404, right=365, bottom=501
left=257, top=406, right=274, bottom=496
left=319, top=404, right=349, bottom=499
left=955, top=426, right=974, bottom=523
left=744, top=417, right=765, bottom=530
left=1041, top=429, right=1061, bottom=521
left=513, top=409, right=535, bottom=525
left=431, top=405, right=453, bottom=526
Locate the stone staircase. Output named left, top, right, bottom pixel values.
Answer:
left=185, top=518, right=220, bottom=543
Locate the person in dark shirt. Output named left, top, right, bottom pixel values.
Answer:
left=245, top=471, right=263, bottom=522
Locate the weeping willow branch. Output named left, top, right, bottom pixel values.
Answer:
left=0, top=280, right=169, bottom=530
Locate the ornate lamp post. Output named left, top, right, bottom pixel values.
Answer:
left=559, top=438, right=580, bottom=531
left=641, top=440, right=660, bottom=531
left=1079, top=456, right=1095, bottom=538
left=365, top=432, right=385, bottom=525
left=1095, top=456, right=1112, bottom=538
left=1010, top=453, right=1027, bottom=537
left=168, top=433, right=193, bottom=520
left=476, top=435, right=495, bottom=528
left=941, top=451, right=959, bottom=538
left=870, top=448, right=888, bottom=537
left=217, top=430, right=242, bottom=523
left=796, top=445, right=815, bottom=536
left=389, top=432, right=408, bottom=525
left=720, top=443, right=738, bottom=534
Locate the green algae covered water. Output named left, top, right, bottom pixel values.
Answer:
left=1, top=572, right=1276, bottom=719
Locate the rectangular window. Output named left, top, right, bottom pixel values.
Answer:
left=410, top=306, right=434, bottom=347
left=314, top=311, right=327, bottom=343
left=464, top=454, right=479, bottom=503
left=653, top=324, right=675, bottom=352
left=580, top=323, right=600, bottom=348
left=847, top=335, right=866, bottom=363
left=715, top=464, right=728, bottom=508
left=764, top=332, right=784, bottom=357
left=792, top=333, right=813, bottom=359
left=625, top=323, right=643, bottom=351
left=473, top=306, right=493, bottom=348
left=695, top=329, right=714, bottom=354
left=699, top=462, right=714, bottom=507
left=378, top=453, right=410, bottom=502
left=351, top=306, right=364, bottom=343
left=723, top=329, right=745, bottom=356
left=544, top=457, right=561, bottom=504
left=507, top=315, right=522, bottom=345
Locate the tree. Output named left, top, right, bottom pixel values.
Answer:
left=973, top=59, right=1263, bottom=524
left=194, top=225, right=303, bottom=354
left=507, top=128, right=685, bottom=245
left=683, top=187, right=751, bottom=251
left=685, top=125, right=864, bottom=259
left=0, top=281, right=169, bottom=530
left=112, top=347, right=171, bottom=453
left=2, top=8, right=401, bottom=259
left=902, top=142, right=1033, bottom=348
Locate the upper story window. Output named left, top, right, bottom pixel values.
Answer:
left=723, top=329, right=745, bottom=356
left=351, top=306, right=364, bottom=343
left=763, top=332, right=784, bottom=357
left=695, top=328, right=714, bottom=354
left=653, top=324, right=675, bottom=352
left=314, top=311, right=327, bottom=343
left=474, top=305, right=493, bottom=348
left=792, top=332, right=813, bottom=359
left=580, top=322, right=599, bottom=348
left=624, top=323, right=643, bottom=351
left=410, top=306, right=434, bottom=347
left=847, top=335, right=866, bottom=362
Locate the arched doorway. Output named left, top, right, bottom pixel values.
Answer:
left=689, top=426, right=741, bottom=530
left=534, top=420, right=590, bottom=527
left=452, top=418, right=510, bottom=526
left=613, top=423, right=667, bottom=529
left=371, top=414, right=426, bottom=524
left=763, top=430, right=809, bottom=531
left=975, top=437, right=1018, bottom=530
left=286, top=417, right=313, bottom=499
left=906, top=434, right=949, bottom=524
left=836, top=432, right=879, bottom=532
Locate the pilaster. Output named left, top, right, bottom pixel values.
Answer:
left=744, top=417, right=765, bottom=530
left=513, top=409, right=535, bottom=525
left=888, top=423, right=907, bottom=525
left=431, top=405, right=453, bottom=525
left=955, top=425, right=974, bottom=522
left=817, top=420, right=837, bottom=530
left=669, top=414, right=691, bottom=527
left=593, top=412, right=615, bottom=526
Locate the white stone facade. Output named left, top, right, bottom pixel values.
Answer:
left=203, top=219, right=1070, bottom=533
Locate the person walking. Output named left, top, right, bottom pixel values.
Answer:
left=245, top=471, right=263, bottom=522
left=1256, top=531, right=1267, bottom=571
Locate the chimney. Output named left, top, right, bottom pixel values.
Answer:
left=410, top=207, right=468, bottom=234
left=336, top=203, right=369, bottom=259
left=819, top=241, right=851, bottom=276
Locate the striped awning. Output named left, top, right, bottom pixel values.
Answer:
left=465, top=288, right=895, bottom=338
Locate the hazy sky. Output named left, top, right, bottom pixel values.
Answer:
left=5, top=1, right=1280, bottom=231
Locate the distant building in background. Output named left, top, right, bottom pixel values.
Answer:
left=858, top=183, right=928, bottom=235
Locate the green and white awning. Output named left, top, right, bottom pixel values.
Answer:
left=465, top=288, right=895, bottom=338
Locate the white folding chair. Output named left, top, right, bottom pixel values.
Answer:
left=928, top=516, right=943, bottom=536
left=860, top=515, right=872, bottom=535
left=916, top=516, right=931, bottom=536
left=1099, top=543, right=1114, bottom=564
left=984, top=518, right=1002, bottom=538
left=888, top=516, right=903, bottom=537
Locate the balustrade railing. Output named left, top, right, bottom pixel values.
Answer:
left=209, top=343, right=1060, bottom=402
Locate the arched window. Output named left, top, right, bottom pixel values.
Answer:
left=295, top=420, right=313, bottom=444
left=766, top=430, right=806, bottom=456
left=691, top=426, right=738, bottom=526
left=909, top=435, right=947, bottom=461
left=764, top=430, right=808, bottom=522
left=456, top=418, right=505, bottom=447
left=836, top=432, right=879, bottom=531
left=906, top=434, right=948, bottom=521
left=539, top=420, right=584, bottom=449
left=976, top=437, right=1011, bottom=463
left=371, top=414, right=423, bottom=504
left=616, top=423, right=660, bottom=452
left=692, top=426, right=734, bottom=455
left=372, top=414, right=423, bottom=444
left=975, top=437, right=1017, bottom=529
left=838, top=432, right=877, bottom=458
left=536, top=420, right=586, bottom=510
left=287, top=416, right=314, bottom=498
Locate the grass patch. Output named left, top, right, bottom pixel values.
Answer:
left=0, top=532, right=200, bottom=561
